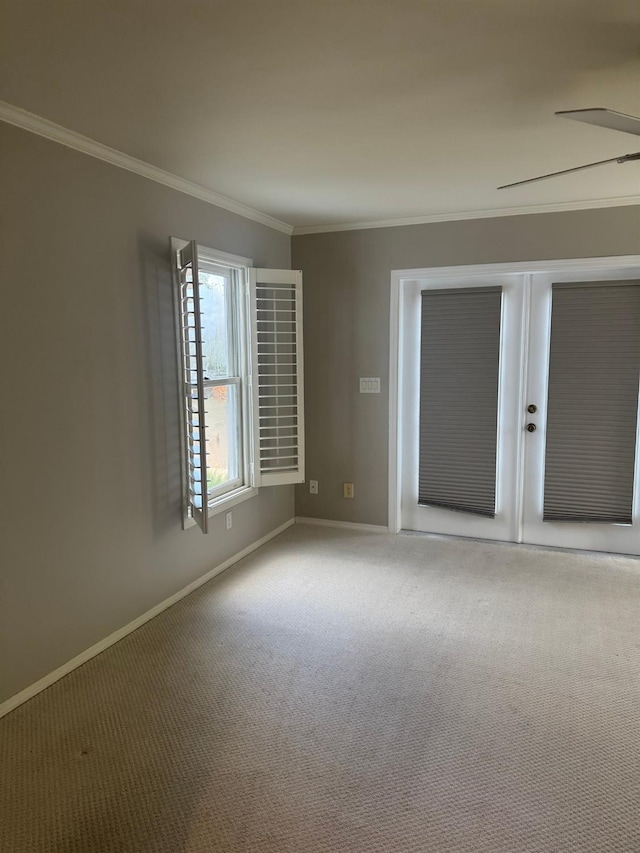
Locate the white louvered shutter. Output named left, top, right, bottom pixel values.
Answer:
left=177, top=241, right=209, bottom=533
left=249, top=269, right=305, bottom=487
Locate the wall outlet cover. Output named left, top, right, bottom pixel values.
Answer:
left=359, top=377, right=380, bottom=393
left=309, top=480, right=319, bottom=494
left=343, top=483, right=354, bottom=499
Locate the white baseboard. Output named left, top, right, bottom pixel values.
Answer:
left=0, top=517, right=295, bottom=720
left=295, top=516, right=389, bottom=533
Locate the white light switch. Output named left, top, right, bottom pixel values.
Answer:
left=359, top=377, right=380, bottom=394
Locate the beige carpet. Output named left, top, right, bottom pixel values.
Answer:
left=2, top=525, right=640, bottom=852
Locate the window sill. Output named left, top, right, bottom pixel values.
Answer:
left=183, top=485, right=259, bottom=530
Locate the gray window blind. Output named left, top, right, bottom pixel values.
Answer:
left=544, top=281, right=640, bottom=524
left=419, top=287, right=502, bottom=517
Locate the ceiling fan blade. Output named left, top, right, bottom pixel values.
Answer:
left=556, top=108, right=640, bottom=137
left=497, top=152, right=640, bottom=189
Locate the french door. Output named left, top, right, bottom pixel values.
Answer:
left=395, top=258, right=640, bottom=556
left=522, top=268, right=640, bottom=553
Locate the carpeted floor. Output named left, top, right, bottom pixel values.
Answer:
left=2, top=525, right=640, bottom=852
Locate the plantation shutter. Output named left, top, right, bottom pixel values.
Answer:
left=419, top=287, right=502, bottom=517
left=177, top=241, right=209, bottom=533
left=543, top=281, right=640, bottom=523
left=249, top=268, right=305, bottom=487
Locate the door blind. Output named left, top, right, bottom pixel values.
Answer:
left=543, top=281, right=640, bottom=523
left=419, top=287, right=502, bottom=517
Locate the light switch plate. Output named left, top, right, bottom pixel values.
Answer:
left=359, top=377, right=380, bottom=394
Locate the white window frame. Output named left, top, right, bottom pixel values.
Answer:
left=172, top=237, right=257, bottom=529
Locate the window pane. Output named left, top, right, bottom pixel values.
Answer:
left=199, top=270, right=231, bottom=379
left=204, top=384, right=241, bottom=496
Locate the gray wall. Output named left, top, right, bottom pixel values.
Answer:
left=292, top=206, right=640, bottom=526
left=0, top=124, right=293, bottom=704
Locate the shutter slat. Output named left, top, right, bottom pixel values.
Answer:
left=250, top=269, right=305, bottom=486
left=419, top=287, right=502, bottom=517
left=177, top=240, right=209, bottom=533
left=543, top=281, right=640, bottom=524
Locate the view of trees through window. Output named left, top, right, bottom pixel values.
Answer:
left=199, top=272, right=229, bottom=378
left=199, top=270, right=239, bottom=493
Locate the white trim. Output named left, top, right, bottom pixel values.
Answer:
left=182, top=487, right=261, bottom=531
left=295, top=516, right=389, bottom=533
left=172, top=237, right=254, bottom=271
left=0, top=518, right=295, bottom=719
left=0, top=100, right=293, bottom=236
left=390, top=255, right=640, bottom=281
left=515, top=273, right=532, bottom=545
left=209, top=486, right=259, bottom=519
left=292, top=197, right=640, bottom=235
left=388, top=275, right=402, bottom=533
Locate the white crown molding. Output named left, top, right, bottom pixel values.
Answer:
left=292, top=196, right=640, bottom=236
left=3, top=100, right=638, bottom=238
left=0, top=100, right=294, bottom=236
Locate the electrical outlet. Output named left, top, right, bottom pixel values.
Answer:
left=225, top=511, right=233, bottom=530
left=343, top=483, right=354, bottom=499
left=309, top=479, right=318, bottom=494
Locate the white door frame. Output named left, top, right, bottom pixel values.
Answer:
left=388, top=255, right=640, bottom=536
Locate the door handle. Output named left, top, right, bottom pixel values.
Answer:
left=526, top=423, right=537, bottom=432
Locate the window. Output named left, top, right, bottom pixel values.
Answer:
left=173, top=239, right=304, bottom=533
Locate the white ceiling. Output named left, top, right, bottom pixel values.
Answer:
left=2, top=0, right=639, bottom=230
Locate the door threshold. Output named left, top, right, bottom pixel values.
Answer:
left=399, top=528, right=640, bottom=560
